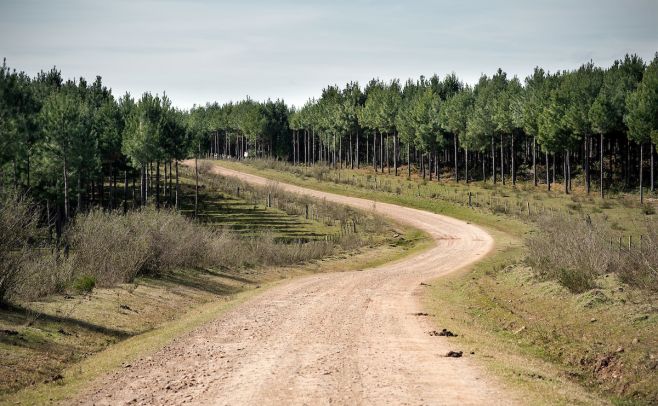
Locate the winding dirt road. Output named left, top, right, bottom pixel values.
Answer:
left=76, top=163, right=519, bottom=405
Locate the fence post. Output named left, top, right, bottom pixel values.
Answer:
left=267, top=192, right=271, bottom=208
left=305, top=204, right=309, bottom=219
left=468, top=192, right=472, bottom=208
left=527, top=201, right=531, bottom=216
left=236, top=186, right=240, bottom=197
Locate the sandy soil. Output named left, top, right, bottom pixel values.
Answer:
left=75, top=162, right=520, bottom=405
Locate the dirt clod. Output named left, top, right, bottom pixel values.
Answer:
left=445, top=351, right=463, bottom=358
left=429, top=329, right=457, bottom=337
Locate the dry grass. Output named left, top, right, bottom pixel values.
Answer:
left=527, top=214, right=658, bottom=293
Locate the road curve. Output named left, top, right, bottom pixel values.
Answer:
left=76, top=162, right=518, bottom=405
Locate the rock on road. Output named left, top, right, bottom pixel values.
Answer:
left=75, top=162, right=519, bottom=405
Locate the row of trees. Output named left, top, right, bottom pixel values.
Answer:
left=198, top=53, right=658, bottom=202
left=2, top=52, right=657, bottom=226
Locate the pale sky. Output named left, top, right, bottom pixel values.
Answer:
left=1, top=0, right=657, bottom=108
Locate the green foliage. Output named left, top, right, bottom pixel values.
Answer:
left=465, top=75, right=496, bottom=152
left=626, top=53, right=658, bottom=145
left=442, top=88, right=474, bottom=148
left=590, top=54, right=644, bottom=136
left=72, top=275, right=96, bottom=293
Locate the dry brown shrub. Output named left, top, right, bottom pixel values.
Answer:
left=527, top=214, right=658, bottom=292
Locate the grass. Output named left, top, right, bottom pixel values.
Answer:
left=1, top=165, right=428, bottom=405
left=177, top=170, right=342, bottom=241
left=213, top=158, right=658, bottom=404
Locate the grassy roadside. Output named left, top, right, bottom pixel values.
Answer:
left=211, top=159, right=657, bottom=405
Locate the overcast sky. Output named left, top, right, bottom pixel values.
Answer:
left=1, top=0, right=656, bottom=108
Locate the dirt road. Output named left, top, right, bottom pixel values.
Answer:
left=76, top=162, right=518, bottom=405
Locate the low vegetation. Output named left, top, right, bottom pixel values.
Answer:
left=527, top=214, right=658, bottom=293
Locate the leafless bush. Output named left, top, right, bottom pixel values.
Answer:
left=67, top=210, right=151, bottom=285
left=197, top=160, right=213, bottom=175
left=66, top=208, right=361, bottom=287
left=526, top=214, right=658, bottom=292
left=12, top=252, right=70, bottom=301
left=0, top=191, right=42, bottom=302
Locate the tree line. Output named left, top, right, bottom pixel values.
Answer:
left=1, top=53, right=657, bottom=231
left=195, top=53, right=658, bottom=203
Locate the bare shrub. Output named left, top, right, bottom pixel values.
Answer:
left=527, top=214, right=658, bottom=292
left=10, top=252, right=70, bottom=301
left=67, top=210, right=151, bottom=286
left=0, top=191, right=42, bottom=302
left=67, top=208, right=358, bottom=286
left=197, top=160, right=213, bottom=175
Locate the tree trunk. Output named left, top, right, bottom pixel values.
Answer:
left=339, top=134, right=343, bottom=169
left=422, top=153, right=426, bottom=179
left=175, top=161, right=179, bottom=210
left=640, top=142, right=644, bottom=204
left=511, top=134, right=516, bottom=185
left=356, top=130, right=359, bottom=169
left=349, top=132, right=353, bottom=169
left=380, top=131, right=384, bottom=174
left=567, top=149, right=573, bottom=192
left=366, top=132, right=369, bottom=168
left=386, top=133, right=391, bottom=175
left=63, top=157, right=69, bottom=221
left=491, top=135, right=496, bottom=183
left=140, top=165, right=146, bottom=205
left=454, top=133, right=459, bottom=182
left=563, top=151, right=567, bottom=194
left=546, top=152, right=551, bottom=191
left=649, top=144, right=656, bottom=193
left=585, top=135, right=590, bottom=194
left=26, top=152, right=30, bottom=190
left=146, top=163, right=150, bottom=203
left=123, top=170, right=128, bottom=214
left=168, top=161, right=173, bottom=206
left=76, top=168, right=82, bottom=214
left=156, top=160, right=161, bottom=210
left=600, top=133, right=604, bottom=198
left=407, top=142, right=411, bottom=178
left=465, top=148, right=469, bottom=183
left=195, top=144, right=199, bottom=218
left=373, top=132, right=377, bottom=172
left=500, top=134, right=505, bottom=185
left=533, top=136, right=537, bottom=186
left=394, top=132, right=398, bottom=176
left=164, top=161, right=168, bottom=201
